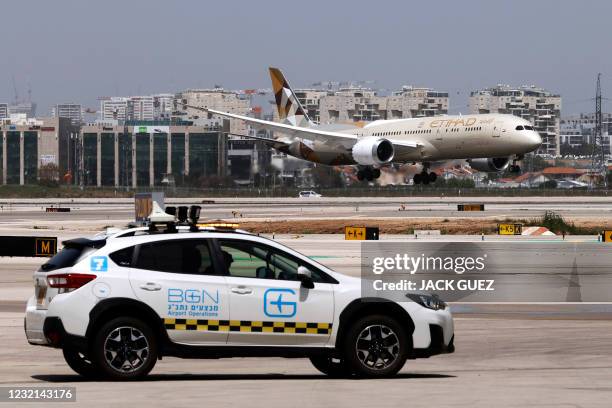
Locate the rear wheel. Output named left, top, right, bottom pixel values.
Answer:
left=413, top=173, right=422, bottom=184
left=342, top=315, right=408, bottom=378
left=92, top=317, right=157, bottom=380
left=62, top=349, right=99, bottom=378
left=309, top=356, right=352, bottom=378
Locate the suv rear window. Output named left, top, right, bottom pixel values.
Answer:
left=40, top=247, right=91, bottom=272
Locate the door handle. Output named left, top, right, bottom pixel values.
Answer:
left=139, top=282, right=162, bottom=291
left=231, top=287, right=253, bottom=295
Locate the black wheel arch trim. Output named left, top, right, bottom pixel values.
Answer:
left=86, top=298, right=170, bottom=352
left=335, top=298, right=415, bottom=349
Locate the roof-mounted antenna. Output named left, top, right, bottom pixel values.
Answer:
left=147, top=201, right=176, bottom=232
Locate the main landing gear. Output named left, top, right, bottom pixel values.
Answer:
left=412, top=163, right=437, bottom=185
left=357, top=167, right=381, bottom=182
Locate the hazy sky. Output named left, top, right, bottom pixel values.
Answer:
left=2, top=0, right=611, bottom=116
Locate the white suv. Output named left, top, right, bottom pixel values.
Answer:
left=25, top=224, right=454, bottom=380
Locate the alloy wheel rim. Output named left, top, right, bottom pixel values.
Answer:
left=103, top=326, right=149, bottom=373
left=355, top=324, right=400, bottom=370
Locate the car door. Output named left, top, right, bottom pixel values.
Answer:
left=127, top=237, right=229, bottom=345
left=218, top=239, right=335, bottom=347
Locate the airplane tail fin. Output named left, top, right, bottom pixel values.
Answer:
left=269, top=67, right=315, bottom=127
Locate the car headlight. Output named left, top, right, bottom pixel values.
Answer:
left=406, top=293, right=446, bottom=310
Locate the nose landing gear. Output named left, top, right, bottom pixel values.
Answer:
left=509, top=156, right=523, bottom=173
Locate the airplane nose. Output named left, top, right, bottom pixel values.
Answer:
left=525, top=131, right=542, bottom=151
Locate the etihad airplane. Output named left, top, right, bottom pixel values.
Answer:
left=187, top=68, right=542, bottom=184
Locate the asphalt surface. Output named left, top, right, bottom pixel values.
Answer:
left=0, top=200, right=611, bottom=407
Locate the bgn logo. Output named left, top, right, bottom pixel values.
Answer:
left=263, top=288, right=297, bottom=318
left=168, top=288, right=219, bottom=304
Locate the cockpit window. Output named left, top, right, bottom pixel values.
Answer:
left=515, top=125, right=524, bottom=130
left=525, top=125, right=534, bottom=130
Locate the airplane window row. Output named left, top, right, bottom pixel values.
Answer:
left=516, top=125, right=535, bottom=131
left=368, top=126, right=483, bottom=137
left=404, top=129, right=432, bottom=135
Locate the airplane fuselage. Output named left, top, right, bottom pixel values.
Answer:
left=285, top=113, right=542, bottom=166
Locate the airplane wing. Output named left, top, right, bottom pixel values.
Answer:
left=188, top=105, right=358, bottom=149
left=225, top=132, right=290, bottom=150
left=190, top=105, right=424, bottom=157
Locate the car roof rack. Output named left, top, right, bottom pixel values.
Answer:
left=107, top=204, right=250, bottom=239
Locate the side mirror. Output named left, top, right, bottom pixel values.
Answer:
left=297, top=266, right=314, bottom=289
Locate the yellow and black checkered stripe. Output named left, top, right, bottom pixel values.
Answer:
left=163, top=318, right=332, bottom=335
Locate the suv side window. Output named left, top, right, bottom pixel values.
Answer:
left=218, top=239, right=333, bottom=283
left=134, top=239, right=217, bottom=275
left=109, top=246, right=135, bottom=267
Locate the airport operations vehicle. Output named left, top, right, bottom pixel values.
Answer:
left=184, top=68, right=542, bottom=183
left=24, top=205, right=454, bottom=380
left=298, top=190, right=322, bottom=198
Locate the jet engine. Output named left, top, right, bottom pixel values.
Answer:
left=467, top=157, right=511, bottom=172
left=351, top=137, right=394, bottom=166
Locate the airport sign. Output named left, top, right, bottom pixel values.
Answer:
left=345, top=226, right=379, bottom=240
left=498, top=223, right=523, bottom=235
left=0, top=236, right=57, bottom=257
left=458, top=204, right=485, bottom=211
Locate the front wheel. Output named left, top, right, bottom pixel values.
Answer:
left=62, top=349, right=99, bottom=378
left=342, top=315, right=408, bottom=378
left=309, top=356, right=352, bottom=378
left=91, top=317, right=157, bottom=380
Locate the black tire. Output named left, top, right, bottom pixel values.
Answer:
left=421, top=172, right=430, bottom=185
left=372, top=168, right=381, bottom=179
left=357, top=171, right=365, bottom=181
left=309, top=356, right=352, bottom=378
left=413, top=173, right=422, bottom=184
left=342, top=314, right=408, bottom=378
left=428, top=172, right=437, bottom=183
left=91, top=317, right=157, bottom=380
left=62, top=348, right=99, bottom=378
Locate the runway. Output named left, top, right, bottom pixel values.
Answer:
left=0, top=196, right=610, bottom=232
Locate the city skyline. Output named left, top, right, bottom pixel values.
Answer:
left=1, top=0, right=611, bottom=116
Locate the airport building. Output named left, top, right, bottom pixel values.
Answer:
left=469, top=85, right=562, bottom=156
left=0, top=103, right=8, bottom=119
left=0, top=117, right=78, bottom=185
left=174, top=89, right=251, bottom=136
left=275, top=87, right=449, bottom=124
left=79, top=119, right=228, bottom=188
left=560, top=113, right=612, bottom=156
left=52, top=103, right=83, bottom=125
